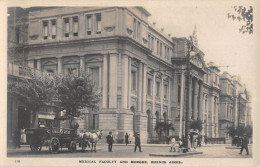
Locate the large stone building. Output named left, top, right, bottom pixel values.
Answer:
left=7, top=7, right=251, bottom=145
left=219, top=72, right=252, bottom=143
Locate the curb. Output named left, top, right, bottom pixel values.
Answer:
left=149, top=151, right=203, bottom=157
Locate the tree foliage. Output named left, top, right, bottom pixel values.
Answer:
left=8, top=68, right=57, bottom=113
left=228, top=125, right=253, bottom=138
left=190, top=120, right=203, bottom=132
left=55, top=74, right=101, bottom=119
left=8, top=67, right=101, bottom=126
left=155, top=122, right=175, bottom=133
left=228, top=6, right=253, bottom=34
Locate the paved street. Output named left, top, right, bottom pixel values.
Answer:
left=7, top=144, right=252, bottom=158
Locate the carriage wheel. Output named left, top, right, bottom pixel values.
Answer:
left=49, top=137, right=60, bottom=154
left=30, top=145, right=42, bottom=152
left=69, top=141, right=77, bottom=153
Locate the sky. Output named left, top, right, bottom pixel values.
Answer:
left=145, top=5, right=259, bottom=106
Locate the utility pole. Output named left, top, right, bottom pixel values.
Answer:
left=184, top=36, right=193, bottom=148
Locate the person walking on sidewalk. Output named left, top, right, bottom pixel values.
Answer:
left=239, top=135, right=249, bottom=155
left=169, top=136, right=176, bottom=152
left=134, top=133, right=142, bottom=152
left=125, top=133, right=129, bottom=146
left=106, top=132, right=113, bottom=152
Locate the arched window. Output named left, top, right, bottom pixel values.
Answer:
left=163, top=112, right=167, bottom=123
left=155, top=111, right=159, bottom=123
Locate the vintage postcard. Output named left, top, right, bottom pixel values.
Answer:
left=0, top=0, right=259, bottom=166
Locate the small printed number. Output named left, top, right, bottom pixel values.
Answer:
left=15, top=160, right=20, bottom=163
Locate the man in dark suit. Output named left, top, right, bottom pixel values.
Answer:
left=239, top=135, right=249, bottom=155
left=134, top=133, right=142, bottom=152
left=106, top=132, right=113, bottom=152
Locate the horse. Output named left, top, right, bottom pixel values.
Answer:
left=81, top=130, right=102, bottom=152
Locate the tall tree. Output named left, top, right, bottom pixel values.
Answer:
left=55, top=73, right=101, bottom=127
left=8, top=68, right=57, bottom=126
left=155, top=122, right=175, bottom=143
left=228, top=6, right=253, bottom=34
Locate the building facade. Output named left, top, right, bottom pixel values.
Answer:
left=218, top=72, right=252, bottom=143
left=7, top=7, right=251, bottom=145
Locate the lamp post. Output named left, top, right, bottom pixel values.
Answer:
left=184, top=36, right=195, bottom=148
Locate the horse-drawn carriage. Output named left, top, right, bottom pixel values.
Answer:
left=26, top=127, right=79, bottom=153
left=26, top=126, right=102, bottom=154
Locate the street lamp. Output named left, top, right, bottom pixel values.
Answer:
left=184, top=36, right=196, bottom=148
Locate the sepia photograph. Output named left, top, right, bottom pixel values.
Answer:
left=1, top=0, right=259, bottom=166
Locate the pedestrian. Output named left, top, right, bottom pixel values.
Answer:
left=193, top=135, right=198, bottom=151
left=204, top=135, right=208, bottom=145
left=134, top=133, right=142, bottom=152
left=106, top=131, right=113, bottom=152
left=239, top=135, right=249, bottom=155
left=125, top=133, right=129, bottom=145
left=169, top=136, right=176, bottom=152
left=178, top=138, right=183, bottom=153
left=20, top=126, right=26, bottom=144
left=187, top=134, right=191, bottom=151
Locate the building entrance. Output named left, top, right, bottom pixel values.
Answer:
left=18, top=108, right=30, bottom=128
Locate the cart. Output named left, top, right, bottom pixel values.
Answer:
left=26, top=127, right=79, bottom=153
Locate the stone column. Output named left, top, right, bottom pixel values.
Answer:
left=179, top=70, right=185, bottom=138
left=167, top=77, right=171, bottom=120
left=189, top=76, right=193, bottom=120
left=36, top=59, right=41, bottom=71
left=102, top=54, right=108, bottom=108
left=198, top=81, right=203, bottom=120
left=210, top=96, right=215, bottom=138
left=193, top=79, right=198, bottom=120
left=128, top=57, right=132, bottom=109
left=122, top=55, right=129, bottom=109
left=57, top=57, right=63, bottom=74
left=109, top=54, right=117, bottom=108
left=215, top=97, right=219, bottom=138
left=233, top=98, right=238, bottom=127
left=79, top=55, right=85, bottom=75
left=152, top=72, right=156, bottom=115
left=142, top=64, right=147, bottom=113
left=160, top=75, right=164, bottom=120
left=138, top=62, right=143, bottom=112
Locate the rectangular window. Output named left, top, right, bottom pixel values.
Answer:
left=51, top=20, right=56, bottom=39
left=34, top=60, right=37, bottom=69
left=64, top=18, right=70, bottom=37
left=43, top=20, right=48, bottom=40
left=137, top=21, right=141, bottom=40
left=147, top=78, right=152, bottom=96
left=157, top=41, right=159, bottom=55
left=156, top=81, right=160, bottom=97
left=131, top=71, right=137, bottom=91
left=148, top=35, right=150, bottom=49
left=165, top=46, right=167, bottom=58
left=93, top=114, right=98, bottom=130
left=167, top=48, right=169, bottom=59
left=133, top=18, right=136, bottom=39
left=96, top=13, right=101, bottom=34
left=86, top=15, right=92, bottom=35
left=73, top=16, right=79, bottom=36
left=164, top=84, right=168, bottom=99
left=67, top=68, right=77, bottom=75
left=160, top=43, right=162, bottom=57
left=151, top=37, right=154, bottom=51
left=16, top=27, right=23, bottom=43
left=177, top=75, right=181, bottom=103
left=90, top=67, right=99, bottom=90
